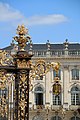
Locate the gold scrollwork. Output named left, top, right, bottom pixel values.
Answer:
left=19, top=99, right=27, bottom=110
left=17, top=59, right=32, bottom=68
left=0, top=70, right=7, bottom=89
left=20, top=73, right=27, bottom=83
left=0, top=50, right=13, bottom=66
left=30, top=60, right=60, bottom=80
left=0, top=97, right=8, bottom=117
left=51, top=62, right=60, bottom=74
left=53, top=82, right=61, bottom=95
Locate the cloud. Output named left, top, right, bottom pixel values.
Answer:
left=0, top=2, right=23, bottom=22
left=0, top=2, right=68, bottom=26
left=26, top=14, right=68, bottom=26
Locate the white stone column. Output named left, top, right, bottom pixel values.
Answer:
left=63, top=65, right=69, bottom=109
left=29, top=91, right=33, bottom=108
left=45, top=71, right=51, bottom=107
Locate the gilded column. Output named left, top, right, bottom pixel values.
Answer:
left=13, top=25, right=32, bottom=120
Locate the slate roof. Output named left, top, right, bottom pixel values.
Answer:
left=68, top=44, right=80, bottom=50
left=2, top=43, right=80, bottom=51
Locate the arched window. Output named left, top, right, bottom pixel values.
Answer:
left=71, top=86, right=80, bottom=105
left=70, top=116, right=80, bottom=120
left=34, top=86, right=44, bottom=105
left=32, top=115, right=44, bottom=120
left=51, top=116, right=62, bottom=120
left=71, top=69, right=79, bottom=80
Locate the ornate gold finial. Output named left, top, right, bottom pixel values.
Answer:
left=13, top=24, right=31, bottom=51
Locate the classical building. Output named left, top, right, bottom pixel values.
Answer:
left=1, top=39, right=80, bottom=120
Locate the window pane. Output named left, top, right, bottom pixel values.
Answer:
left=71, top=69, right=79, bottom=80
left=53, top=94, right=61, bottom=105
left=53, top=70, right=61, bottom=80
left=51, top=116, right=62, bottom=120
left=32, top=115, right=44, bottom=120
left=35, top=93, right=43, bottom=105
left=76, top=94, right=80, bottom=105
left=35, top=87, right=44, bottom=105
left=71, top=87, right=80, bottom=105
left=71, top=93, right=75, bottom=105
left=71, top=116, right=80, bottom=120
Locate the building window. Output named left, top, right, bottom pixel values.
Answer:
left=71, top=86, right=80, bottom=105
left=38, top=51, right=44, bottom=57
left=53, top=69, right=61, bottom=80
left=71, top=69, right=79, bottom=80
left=51, top=116, right=62, bottom=120
left=34, top=86, right=44, bottom=105
left=53, top=94, right=61, bottom=105
left=70, top=116, right=80, bottom=120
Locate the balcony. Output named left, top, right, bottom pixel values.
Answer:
left=69, top=105, right=80, bottom=110
left=51, top=105, right=62, bottom=110
left=31, top=105, right=45, bottom=110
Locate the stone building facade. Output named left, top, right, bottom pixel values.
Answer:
left=28, top=40, right=80, bottom=120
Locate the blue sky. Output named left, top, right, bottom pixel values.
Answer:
left=0, top=0, right=80, bottom=48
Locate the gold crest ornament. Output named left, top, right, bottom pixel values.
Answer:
left=53, top=81, right=61, bottom=95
